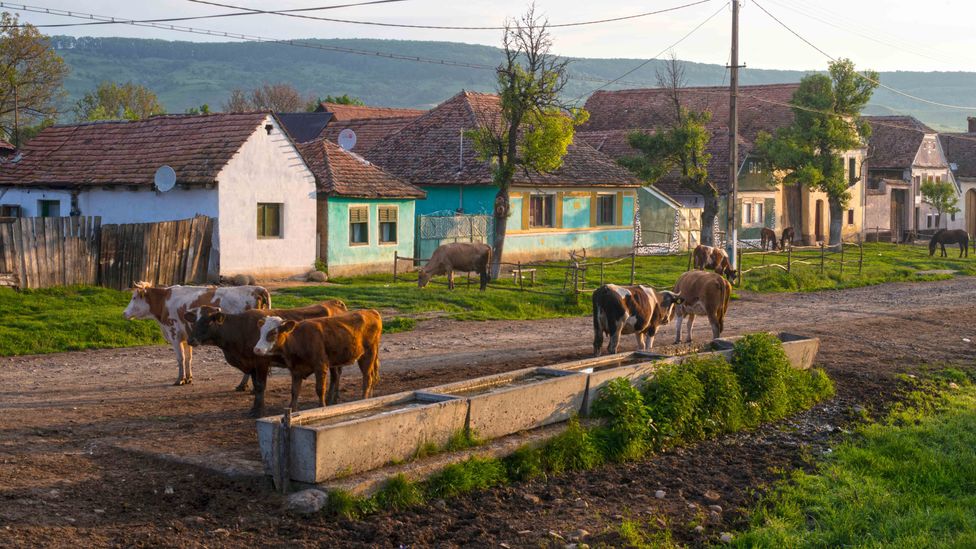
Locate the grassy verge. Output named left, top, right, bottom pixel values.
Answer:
left=734, top=369, right=976, bottom=548
left=318, top=334, right=835, bottom=521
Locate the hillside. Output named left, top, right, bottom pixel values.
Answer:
left=52, top=36, right=976, bottom=131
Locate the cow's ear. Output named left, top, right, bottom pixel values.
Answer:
left=257, top=317, right=266, bottom=329
left=183, top=311, right=198, bottom=324
left=213, top=312, right=225, bottom=325
left=280, top=320, right=298, bottom=334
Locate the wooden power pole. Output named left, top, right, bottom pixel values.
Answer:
left=728, top=0, right=742, bottom=265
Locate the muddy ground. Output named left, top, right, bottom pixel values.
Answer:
left=2, top=278, right=976, bottom=547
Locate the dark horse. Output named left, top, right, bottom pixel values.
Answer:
left=760, top=227, right=778, bottom=251
left=929, top=229, right=969, bottom=258
left=780, top=227, right=796, bottom=250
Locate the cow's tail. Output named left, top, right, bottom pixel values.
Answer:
left=718, top=280, right=731, bottom=333
left=257, top=288, right=272, bottom=310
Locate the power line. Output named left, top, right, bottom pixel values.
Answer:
left=571, top=1, right=729, bottom=103
left=751, top=0, right=976, bottom=112
left=13, top=0, right=407, bottom=28
left=184, top=0, right=716, bottom=31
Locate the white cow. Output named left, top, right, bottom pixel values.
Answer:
left=123, top=282, right=271, bottom=385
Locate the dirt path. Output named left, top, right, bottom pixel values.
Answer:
left=1, top=278, right=975, bottom=547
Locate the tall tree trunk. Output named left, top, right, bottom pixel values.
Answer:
left=828, top=197, right=844, bottom=246
left=699, top=193, right=719, bottom=246
left=489, top=187, right=510, bottom=279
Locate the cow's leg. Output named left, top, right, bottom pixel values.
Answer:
left=182, top=341, right=194, bottom=384
left=447, top=269, right=455, bottom=290
left=326, top=367, right=341, bottom=405
left=707, top=310, right=722, bottom=339
left=608, top=322, right=625, bottom=354
left=645, top=326, right=657, bottom=350
left=314, top=366, right=327, bottom=408
left=249, top=364, right=269, bottom=418
left=235, top=372, right=251, bottom=392
left=479, top=270, right=489, bottom=291
left=170, top=339, right=188, bottom=386
left=593, top=328, right=605, bottom=357
left=684, top=314, right=696, bottom=343
left=673, top=314, right=683, bottom=344
left=359, top=347, right=380, bottom=399
left=288, top=372, right=304, bottom=411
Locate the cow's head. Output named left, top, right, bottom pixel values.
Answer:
left=723, top=267, right=739, bottom=284
left=185, top=306, right=224, bottom=347
left=417, top=268, right=432, bottom=288
left=253, top=316, right=297, bottom=356
left=122, top=281, right=155, bottom=320
left=929, top=237, right=938, bottom=256
left=657, top=290, right=685, bottom=323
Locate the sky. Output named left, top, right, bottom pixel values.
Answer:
left=9, top=0, right=976, bottom=72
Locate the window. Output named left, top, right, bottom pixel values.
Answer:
left=951, top=212, right=957, bottom=222
left=849, top=158, right=857, bottom=184
left=349, top=206, right=369, bottom=245
left=38, top=200, right=60, bottom=217
left=936, top=214, right=941, bottom=228
left=754, top=202, right=764, bottom=224
left=914, top=175, right=921, bottom=195
left=529, top=194, right=554, bottom=228
left=742, top=202, right=753, bottom=225
left=936, top=175, right=941, bottom=182
left=927, top=214, right=933, bottom=229
left=0, top=205, right=21, bottom=217
left=847, top=209, right=855, bottom=225
left=378, top=206, right=397, bottom=244
left=596, top=194, right=616, bottom=226
left=256, top=203, right=282, bottom=238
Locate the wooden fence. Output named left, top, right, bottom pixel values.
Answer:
left=0, top=215, right=216, bottom=290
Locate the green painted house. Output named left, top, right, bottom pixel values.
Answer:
left=364, top=91, right=642, bottom=262
left=297, top=137, right=426, bottom=276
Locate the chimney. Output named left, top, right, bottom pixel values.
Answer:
left=968, top=116, right=976, bottom=133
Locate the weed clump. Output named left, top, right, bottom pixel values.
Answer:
left=503, top=445, right=544, bottom=482
left=642, top=363, right=705, bottom=443
left=732, top=332, right=794, bottom=422
left=542, top=417, right=604, bottom=474
left=373, top=474, right=425, bottom=511
left=689, top=355, right=746, bottom=435
left=590, top=377, right=654, bottom=461
left=424, top=456, right=507, bottom=499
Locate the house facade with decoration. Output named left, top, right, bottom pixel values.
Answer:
left=940, top=119, right=976, bottom=237
left=358, top=91, right=642, bottom=262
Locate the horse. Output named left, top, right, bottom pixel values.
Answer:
left=760, top=227, right=778, bottom=251
left=929, top=229, right=969, bottom=258
left=780, top=227, right=796, bottom=250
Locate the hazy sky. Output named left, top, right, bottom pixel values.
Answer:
left=11, top=0, right=976, bottom=72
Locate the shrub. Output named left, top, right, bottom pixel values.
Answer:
left=642, top=363, right=705, bottom=442
left=424, top=456, right=507, bottom=499
left=786, top=367, right=836, bottom=411
left=688, top=355, right=746, bottom=435
left=591, top=378, right=654, bottom=461
left=542, top=417, right=604, bottom=474
left=374, top=474, right=425, bottom=511
left=503, top=445, right=544, bottom=482
left=325, top=489, right=364, bottom=519
left=732, top=333, right=793, bottom=423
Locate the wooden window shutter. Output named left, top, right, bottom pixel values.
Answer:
left=589, top=192, right=598, bottom=227
left=519, top=193, right=530, bottom=229
left=378, top=206, right=397, bottom=223
left=350, top=206, right=368, bottom=224
left=615, top=191, right=624, bottom=226
left=555, top=192, right=564, bottom=228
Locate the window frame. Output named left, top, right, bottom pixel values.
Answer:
left=754, top=202, right=764, bottom=225
left=596, top=194, right=616, bottom=226
left=349, top=205, right=370, bottom=246
left=377, top=205, right=398, bottom=245
left=256, top=202, right=283, bottom=239
left=38, top=199, right=60, bottom=218
left=848, top=157, right=857, bottom=184
left=0, top=204, right=22, bottom=217
left=847, top=209, right=855, bottom=225
left=528, top=193, right=555, bottom=228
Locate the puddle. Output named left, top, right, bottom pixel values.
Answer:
left=441, top=373, right=558, bottom=397
left=302, top=400, right=427, bottom=427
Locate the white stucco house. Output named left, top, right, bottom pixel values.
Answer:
left=0, top=112, right=317, bottom=279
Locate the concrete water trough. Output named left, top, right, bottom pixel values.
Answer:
left=710, top=332, right=820, bottom=370
left=257, top=390, right=466, bottom=484
left=426, top=367, right=587, bottom=440
left=546, top=352, right=669, bottom=415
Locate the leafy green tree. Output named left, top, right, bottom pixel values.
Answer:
left=75, top=81, right=164, bottom=121
left=307, top=94, right=365, bottom=111
left=920, top=179, right=959, bottom=229
left=756, top=59, right=878, bottom=245
left=467, top=6, right=587, bottom=278
left=0, top=12, right=68, bottom=145
left=619, top=56, right=718, bottom=245
left=185, top=104, right=210, bottom=115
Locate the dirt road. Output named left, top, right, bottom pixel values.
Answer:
left=1, top=278, right=975, bottom=547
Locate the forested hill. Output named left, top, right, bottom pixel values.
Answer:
left=52, top=36, right=976, bottom=131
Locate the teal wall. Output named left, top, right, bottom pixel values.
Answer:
left=638, top=188, right=677, bottom=239
left=326, top=197, right=415, bottom=275
left=417, top=185, right=498, bottom=216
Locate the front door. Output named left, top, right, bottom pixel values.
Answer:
left=967, top=189, right=976, bottom=236
left=814, top=199, right=824, bottom=242
left=891, top=189, right=906, bottom=241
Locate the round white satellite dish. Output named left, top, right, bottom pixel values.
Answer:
left=154, top=165, right=177, bottom=192
left=338, top=128, right=357, bottom=151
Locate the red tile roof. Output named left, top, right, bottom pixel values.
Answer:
left=364, top=91, right=640, bottom=188
left=297, top=137, right=425, bottom=199
left=0, top=139, right=15, bottom=153
left=579, top=83, right=800, bottom=196
left=864, top=115, right=935, bottom=169
left=323, top=116, right=418, bottom=154
left=0, top=113, right=270, bottom=188
left=940, top=132, right=976, bottom=179
left=319, top=102, right=426, bottom=122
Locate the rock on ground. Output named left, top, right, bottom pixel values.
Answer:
left=285, top=489, right=329, bottom=515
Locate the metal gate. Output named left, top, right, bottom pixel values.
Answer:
left=416, top=212, right=494, bottom=260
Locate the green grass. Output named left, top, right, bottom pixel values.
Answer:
left=735, top=376, right=976, bottom=548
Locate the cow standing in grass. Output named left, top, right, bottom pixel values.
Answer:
left=671, top=270, right=732, bottom=343
left=123, top=282, right=270, bottom=386
left=253, top=310, right=382, bottom=411
left=418, top=242, right=492, bottom=291
left=692, top=244, right=737, bottom=283
left=592, top=284, right=684, bottom=355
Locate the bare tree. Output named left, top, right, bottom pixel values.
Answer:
left=222, top=89, right=251, bottom=113
left=222, top=83, right=308, bottom=113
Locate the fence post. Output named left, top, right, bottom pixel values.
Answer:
left=820, top=242, right=825, bottom=275
left=630, top=252, right=636, bottom=285
left=600, top=262, right=605, bottom=286
left=517, top=260, right=523, bottom=292
left=859, top=235, right=864, bottom=276
left=840, top=240, right=845, bottom=278
left=787, top=243, right=792, bottom=273
left=393, top=250, right=398, bottom=283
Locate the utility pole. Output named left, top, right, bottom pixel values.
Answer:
left=12, top=80, right=19, bottom=148
left=727, top=0, right=742, bottom=266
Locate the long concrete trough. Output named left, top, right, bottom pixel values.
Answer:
left=256, top=332, right=820, bottom=485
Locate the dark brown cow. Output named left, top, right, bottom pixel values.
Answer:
left=780, top=227, right=796, bottom=250
left=418, top=242, right=492, bottom=290
left=592, top=284, right=683, bottom=355
left=253, top=310, right=382, bottom=411
left=692, top=244, right=737, bottom=282
left=760, top=227, right=778, bottom=251
left=672, top=270, right=732, bottom=343
left=185, top=300, right=347, bottom=416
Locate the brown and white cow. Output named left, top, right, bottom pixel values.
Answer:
left=253, top=310, right=382, bottom=411
left=185, top=300, right=348, bottom=416
left=692, top=244, right=737, bottom=282
left=122, top=282, right=270, bottom=386
left=671, top=270, right=732, bottom=344
left=418, top=242, right=492, bottom=291
left=592, top=284, right=684, bottom=356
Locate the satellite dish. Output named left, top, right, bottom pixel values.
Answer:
left=338, top=128, right=357, bottom=151
left=154, top=165, right=176, bottom=192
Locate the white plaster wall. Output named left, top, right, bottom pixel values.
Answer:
left=0, top=187, right=217, bottom=223
left=216, top=115, right=317, bottom=279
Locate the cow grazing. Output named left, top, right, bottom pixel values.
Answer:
left=123, top=282, right=270, bottom=386
left=671, top=270, right=732, bottom=344
left=929, top=229, right=969, bottom=258
left=185, top=300, right=348, bottom=416
left=253, top=310, right=382, bottom=411
left=592, top=284, right=684, bottom=356
left=418, top=242, right=492, bottom=291
left=760, top=227, right=778, bottom=251
left=780, top=227, right=796, bottom=250
left=692, top=244, right=737, bottom=283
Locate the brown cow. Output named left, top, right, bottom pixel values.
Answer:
left=592, top=284, right=683, bottom=355
left=123, top=282, right=270, bottom=386
left=185, top=300, right=348, bottom=416
left=418, top=242, right=492, bottom=290
left=692, top=244, right=737, bottom=282
left=760, top=227, right=778, bottom=251
left=253, top=310, right=382, bottom=411
left=671, top=270, right=732, bottom=343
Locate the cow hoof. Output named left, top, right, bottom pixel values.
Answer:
left=173, top=379, right=187, bottom=386
left=248, top=408, right=265, bottom=419
left=235, top=384, right=249, bottom=392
